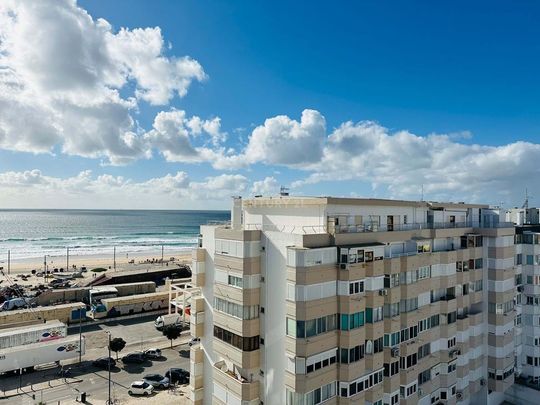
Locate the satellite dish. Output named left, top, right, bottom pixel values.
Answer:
left=365, top=340, right=373, bottom=354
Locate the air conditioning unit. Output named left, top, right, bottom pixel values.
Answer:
left=480, top=378, right=486, bottom=386
left=391, top=347, right=400, bottom=357
left=456, top=391, right=463, bottom=400
left=517, top=285, right=523, bottom=292
left=340, top=263, right=348, bottom=270
left=379, top=289, right=388, bottom=296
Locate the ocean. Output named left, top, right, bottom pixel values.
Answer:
left=0, top=209, right=229, bottom=260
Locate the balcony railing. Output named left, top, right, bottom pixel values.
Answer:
left=333, top=221, right=514, bottom=234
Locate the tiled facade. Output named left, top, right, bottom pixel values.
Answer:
left=188, top=196, right=516, bottom=405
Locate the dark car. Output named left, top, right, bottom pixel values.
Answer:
left=122, top=352, right=146, bottom=364
left=93, top=357, right=116, bottom=369
left=165, top=368, right=190, bottom=384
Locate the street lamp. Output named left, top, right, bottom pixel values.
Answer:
left=78, top=307, right=83, bottom=363
left=107, top=331, right=112, bottom=405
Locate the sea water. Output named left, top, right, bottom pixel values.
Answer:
left=0, top=209, right=229, bottom=260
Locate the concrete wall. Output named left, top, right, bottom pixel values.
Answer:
left=0, top=303, right=85, bottom=326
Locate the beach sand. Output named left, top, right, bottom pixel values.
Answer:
left=0, top=249, right=192, bottom=288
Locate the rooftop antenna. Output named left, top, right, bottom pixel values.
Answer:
left=522, top=188, right=532, bottom=210
left=421, top=184, right=424, bottom=201
left=280, top=186, right=289, bottom=196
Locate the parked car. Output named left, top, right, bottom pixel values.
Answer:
left=92, top=357, right=116, bottom=369
left=188, top=337, right=200, bottom=346
left=143, top=348, right=162, bottom=359
left=165, top=368, right=190, bottom=384
left=122, top=352, right=146, bottom=364
left=143, top=373, right=170, bottom=389
left=128, top=381, right=154, bottom=396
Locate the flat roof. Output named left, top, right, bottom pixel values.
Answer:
left=242, top=196, right=488, bottom=209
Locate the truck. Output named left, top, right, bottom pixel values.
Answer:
left=0, top=335, right=85, bottom=374
left=0, top=320, right=67, bottom=349
left=154, top=313, right=185, bottom=330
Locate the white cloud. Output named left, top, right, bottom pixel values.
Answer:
left=0, top=0, right=205, bottom=164
left=144, top=109, right=226, bottom=163
left=0, top=170, right=249, bottom=209
left=292, top=119, right=540, bottom=204
left=251, top=176, right=280, bottom=196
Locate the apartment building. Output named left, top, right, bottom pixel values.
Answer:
left=188, top=196, right=516, bottom=405
left=508, top=208, right=540, bottom=386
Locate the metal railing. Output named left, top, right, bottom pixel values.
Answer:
left=333, top=221, right=514, bottom=234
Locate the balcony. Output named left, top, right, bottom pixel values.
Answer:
left=213, top=361, right=260, bottom=402
left=331, top=221, right=514, bottom=234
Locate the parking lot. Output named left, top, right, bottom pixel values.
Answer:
left=0, top=317, right=192, bottom=404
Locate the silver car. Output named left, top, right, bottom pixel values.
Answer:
left=143, top=374, right=170, bottom=389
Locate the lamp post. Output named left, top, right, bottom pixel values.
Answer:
left=78, top=307, right=83, bottom=363
left=107, top=332, right=112, bottom=404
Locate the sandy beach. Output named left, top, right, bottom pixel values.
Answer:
left=0, top=249, right=191, bottom=273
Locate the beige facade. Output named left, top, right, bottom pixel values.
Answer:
left=187, top=196, right=516, bottom=405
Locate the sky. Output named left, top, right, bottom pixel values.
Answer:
left=1, top=0, right=540, bottom=209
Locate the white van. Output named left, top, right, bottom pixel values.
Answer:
left=0, top=297, right=32, bottom=311
left=154, top=314, right=182, bottom=330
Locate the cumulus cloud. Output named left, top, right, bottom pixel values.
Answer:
left=290, top=120, right=540, bottom=204
left=0, top=170, right=249, bottom=209
left=0, top=0, right=205, bottom=164
left=144, top=110, right=226, bottom=163
left=251, top=176, right=280, bottom=196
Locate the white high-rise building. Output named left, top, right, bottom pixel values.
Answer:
left=188, top=196, right=516, bottom=405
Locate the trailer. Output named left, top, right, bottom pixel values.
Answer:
left=0, top=320, right=67, bottom=349
left=0, top=335, right=85, bottom=374
left=97, top=292, right=169, bottom=319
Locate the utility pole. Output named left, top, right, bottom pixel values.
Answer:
left=108, top=332, right=112, bottom=404
left=7, top=250, right=10, bottom=275
left=161, top=245, right=164, bottom=266
left=67, top=247, right=69, bottom=271
left=78, top=307, right=83, bottom=363
left=113, top=247, right=116, bottom=271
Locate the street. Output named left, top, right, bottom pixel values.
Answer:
left=0, top=316, right=191, bottom=404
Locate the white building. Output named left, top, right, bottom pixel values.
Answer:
left=188, top=196, right=516, bottom=405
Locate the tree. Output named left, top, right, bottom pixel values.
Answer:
left=162, top=325, right=181, bottom=348
left=109, top=337, right=126, bottom=360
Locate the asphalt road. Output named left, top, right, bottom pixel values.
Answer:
left=1, top=316, right=191, bottom=404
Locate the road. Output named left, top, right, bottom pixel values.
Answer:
left=0, top=316, right=191, bottom=404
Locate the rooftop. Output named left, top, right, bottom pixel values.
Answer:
left=242, top=195, right=489, bottom=209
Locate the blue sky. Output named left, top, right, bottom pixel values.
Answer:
left=1, top=0, right=539, bottom=209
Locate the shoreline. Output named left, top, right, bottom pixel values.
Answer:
left=0, top=249, right=192, bottom=274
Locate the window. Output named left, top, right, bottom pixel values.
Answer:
left=340, top=344, right=365, bottom=364
left=366, top=307, right=383, bottom=323
left=400, top=297, right=418, bottom=313
left=527, top=255, right=534, bottom=265
left=373, top=337, right=384, bottom=353
left=418, top=368, right=431, bottom=385
left=516, top=254, right=523, bottom=265
left=213, top=326, right=259, bottom=351
left=384, top=361, right=400, bottom=377
left=447, top=311, right=457, bottom=324
left=447, top=361, right=457, bottom=373
left=384, top=302, right=400, bottom=317
left=287, top=314, right=338, bottom=338
left=400, top=353, right=417, bottom=370
left=340, top=311, right=365, bottom=331
left=228, top=274, right=243, bottom=288
left=417, top=343, right=431, bottom=360
left=305, top=350, right=338, bottom=374
left=214, top=297, right=259, bottom=320
left=349, top=280, right=365, bottom=295
left=287, top=382, right=336, bottom=405
left=417, top=266, right=431, bottom=280
left=384, top=273, right=400, bottom=288
left=447, top=337, right=456, bottom=348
